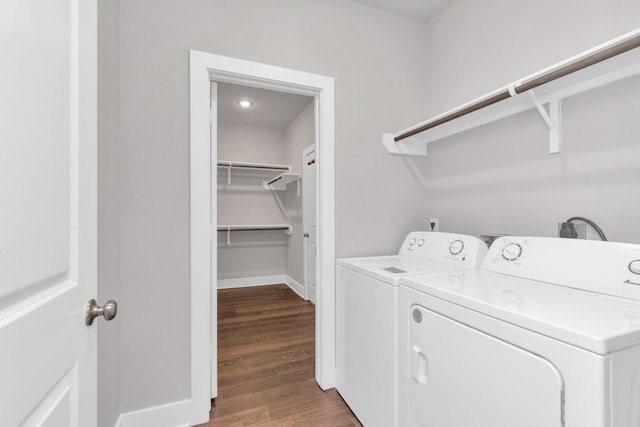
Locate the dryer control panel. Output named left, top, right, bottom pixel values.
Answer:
left=483, top=236, right=640, bottom=301
left=399, top=232, right=488, bottom=270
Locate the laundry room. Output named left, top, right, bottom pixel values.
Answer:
left=8, top=0, right=640, bottom=426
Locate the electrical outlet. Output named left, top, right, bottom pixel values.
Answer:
left=430, top=218, right=439, bottom=232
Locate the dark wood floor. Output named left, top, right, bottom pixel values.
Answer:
left=196, top=284, right=361, bottom=426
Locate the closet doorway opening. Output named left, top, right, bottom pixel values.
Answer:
left=189, top=51, right=336, bottom=421
left=215, top=83, right=313, bottom=294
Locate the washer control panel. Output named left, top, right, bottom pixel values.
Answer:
left=449, top=239, right=465, bottom=255
left=482, top=236, right=640, bottom=301
left=399, top=231, right=488, bottom=270
left=501, top=243, right=523, bottom=262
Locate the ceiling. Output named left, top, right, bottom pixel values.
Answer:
left=217, top=83, right=313, bottom=129
left=351, top=0, right=451, bottom=23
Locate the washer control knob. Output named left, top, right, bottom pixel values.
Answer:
left=449, top=240, right=464, bottom=255
left=417, top=238, right=425, bottom=247
left=409, top=238, right=416, bottom=246
left=502, top=243, right=522, bottom=262
left=629, top=260, right=640, bottom=275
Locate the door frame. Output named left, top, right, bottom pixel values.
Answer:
left=302, top=144, right=316, bottom=303
left=189, top=50, right=336, bottom=420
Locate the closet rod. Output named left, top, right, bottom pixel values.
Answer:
left=395, top=90, right=511, bottom=141
left=216, top=161, right=290, bottom=171
left=515, top=33, right=640, bottom=94
left=394, top=32, right=640, bottom=142
left=217, top=226, right=290, bottom=232
left=266, top=176, right=283, bottom=185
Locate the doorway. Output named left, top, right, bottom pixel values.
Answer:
left=189, top=50, right=336, bottom=421
left=215, top=82, right=312, bottom=293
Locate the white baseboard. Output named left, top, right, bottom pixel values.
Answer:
left=114, top=399, right=198, bottom=427
left=285, top=275, right=305, bottom=299
left=216, top=274, right=306, bottom=301
left=217, top=274, right=286, bottom=289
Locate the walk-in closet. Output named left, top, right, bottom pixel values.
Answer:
left=216, top=82, right=315, bottom=298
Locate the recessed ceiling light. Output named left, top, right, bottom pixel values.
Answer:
left=238, top=100, right=252, bottom=108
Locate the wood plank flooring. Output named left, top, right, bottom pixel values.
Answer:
left=196, top=284, right=361, bottom=427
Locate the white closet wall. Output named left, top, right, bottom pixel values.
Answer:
left=217, top=121, right=289, bottom=285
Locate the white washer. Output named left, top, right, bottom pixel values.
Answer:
left=336, top=231, right=488, bottom=427
left=398, top=236, right=640, bottom=427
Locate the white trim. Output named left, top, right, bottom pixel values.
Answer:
left=285, top=275, right=305, bottom=299
left=114, top=399, right=191, bottom=427
left=216, top=274, right=305, bottom=297
left=209, top=81, right=218, bottom=400
left=313, top=85, right=336, bottom=388
left=217, top=274, right=287, bottom=289
left=189, top=50, right=336, bottom=423
left=188, top=51, right=213, bottom=424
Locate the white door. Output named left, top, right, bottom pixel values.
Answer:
left=408, top=304, right=564, bottom=427
left=0, top=1, right=98, bottom=426
left=302, top=146, right=317, bottom=304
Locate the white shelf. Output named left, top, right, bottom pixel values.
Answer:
left=262, top=173, right=301, bottom=194
left=217, top=224, right=293, bottom=245
left=217, top=160, right=292, bottom=185
left=384, top=28, right=640, bottom=156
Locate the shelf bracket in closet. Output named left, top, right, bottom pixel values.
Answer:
left=262, top=173, right=302, bottom=196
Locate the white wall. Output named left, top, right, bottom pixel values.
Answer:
left=107, top=0, right=429, bottom=416
left=284, top=101, right=315, bottom=284
left=418, top=0, right=640, bottom=243
left=217, top=121, right=288, bottom=282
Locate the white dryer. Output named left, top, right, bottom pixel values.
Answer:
left=398, top=236, right=640, bottom=427
left=336, top=231, right=488, bottom=427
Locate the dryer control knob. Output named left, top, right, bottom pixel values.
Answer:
left=449, top=240, right=464, bottom=255
left=409, top=238, right=416, bottom=246
left=629, top=260, right=640, bottom=275
left=502, top=243, right=522, bottom=262
left=417, top=238, right=425, bottom=247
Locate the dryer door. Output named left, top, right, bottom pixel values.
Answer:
left=408, top=305, right=565, bottom=427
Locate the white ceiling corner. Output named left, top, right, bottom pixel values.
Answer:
left=217, top=83, right=313, bottom=129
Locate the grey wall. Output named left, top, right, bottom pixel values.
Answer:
left=97, top=0, right=121, bottom=426
left=417, top=0, right=640, bottom=243
left=98, top=0, right=640, bottom=423
left=217, top=121, right=288, bottom=281
left=105, top=0, right=429, bottom=416
left=284, top=101, right=315, bottom=284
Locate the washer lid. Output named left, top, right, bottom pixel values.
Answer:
left=400, top=270, right=640, bottom=355
left=337, top=255, right=458, bottom=285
